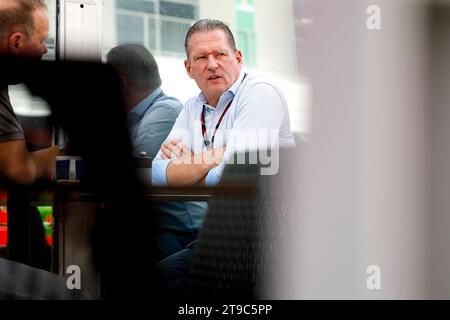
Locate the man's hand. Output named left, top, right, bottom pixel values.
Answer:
left=198, top=146, right=226, bottom=167
left=161, top=139, right=193, bottom=160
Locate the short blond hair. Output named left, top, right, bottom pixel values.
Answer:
left=184, top=19, right=237, bottom=58
left=0, top=0, right=47, bottom=40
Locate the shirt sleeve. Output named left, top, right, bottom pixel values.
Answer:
left=222, top=82, right=286, bottom=168
left=152, top=102, right=193, bottom=186
left=152, top=158, right=172, bottom=186
left=132, top=103, right=181, bottom=159
left=0, top=106, right=25, bottom=142
left=202, top=82, right=288, bottom=185
left=153, top=104, right=193, bottom=161
left=205, top=162, right=224, bottom=186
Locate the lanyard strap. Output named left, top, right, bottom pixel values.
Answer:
left=201, top=100, right=232, bottom=150
left=201, top=73, right=247, bottom=150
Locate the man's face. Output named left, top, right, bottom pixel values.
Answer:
left=17, top=8, right=49, bottom=59
left=184, top=30, right=242, bottom=107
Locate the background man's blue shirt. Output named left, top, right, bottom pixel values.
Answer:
left=127, top=88, right=182, bottom=159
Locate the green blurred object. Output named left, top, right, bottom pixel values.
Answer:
left=37, top=206, right=53, bottom=246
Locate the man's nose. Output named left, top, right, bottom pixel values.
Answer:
left=43, top=44, right=48, bottom=55
left=206, top=55, right=218, bottom=70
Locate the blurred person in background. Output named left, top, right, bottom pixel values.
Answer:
left=106, top=43, right=183, bottom=160
left=0, top=0, right=87, bottom=299
left=0, top=0, right=59, bottom=184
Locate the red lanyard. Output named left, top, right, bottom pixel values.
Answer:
left=200, top=73, right=247, bottom=150
left=201, top=100, right=232, bottom=150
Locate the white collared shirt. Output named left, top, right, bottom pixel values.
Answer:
left=152, top=71, right=296, bottom=186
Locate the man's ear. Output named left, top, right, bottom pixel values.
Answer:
left=7, top=32, right=24, bottom=55
left=184, top=59, right=194, bottom=79
left=235, top=50, right=243, bottom=66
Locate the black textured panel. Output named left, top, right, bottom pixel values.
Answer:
left=189, top=148, right=303, bottom=300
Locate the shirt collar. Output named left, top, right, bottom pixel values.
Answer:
left=197, top=70, right=246, bottom=109
left=129, top=87, right=162, bottom=118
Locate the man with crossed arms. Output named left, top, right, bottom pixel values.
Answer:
left=152, top=19, right=295, bottom=280
left=153, top=19, right=295, bottom=186
left=153, top=18, right=295, bottom=294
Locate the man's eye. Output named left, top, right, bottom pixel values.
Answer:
left=196, top=56, right=206, bottom=61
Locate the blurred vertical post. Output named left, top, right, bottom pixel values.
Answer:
left=275, top=0, right=433, bottom=299
left=428, top=1, right=450, bottom=299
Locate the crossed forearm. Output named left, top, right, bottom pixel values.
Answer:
left=160, top=139, right=225, bottom=186
left=166, top=149, right=223, bottom=186
left=166, top=159, right=211, bottom=186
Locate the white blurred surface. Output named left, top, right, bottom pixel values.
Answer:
left=271, top=0, right=450, bottom=299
